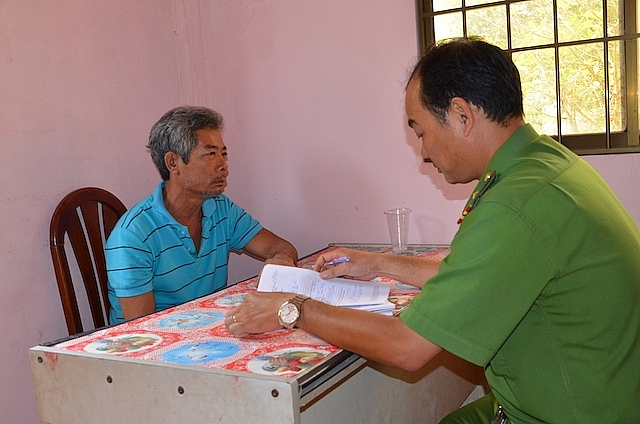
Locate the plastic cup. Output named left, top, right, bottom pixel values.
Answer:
left=384, top=208, right=411, bottom=251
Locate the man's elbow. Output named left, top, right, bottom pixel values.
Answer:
left=392, top=351, right=432, bottom=372
left=386, top=330, right=442, bottom=372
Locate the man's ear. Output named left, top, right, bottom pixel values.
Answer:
left=164, top=151, right=182, bottom=176
left=450, top=97, right=474, bottom=136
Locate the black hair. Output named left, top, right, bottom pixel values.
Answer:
left=409, top=37, right=524, bottom=126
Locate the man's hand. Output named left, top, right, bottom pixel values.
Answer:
left=264, top=252, right=297, bottom=267
left=225, top=291, right=293, bottom=336
left=313, top=248, right=380, bottom=281
left=314, top=247, right=442, bottom=289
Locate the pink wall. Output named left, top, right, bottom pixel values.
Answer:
left=1, top=1, right=638, bottom=422
left=1, top=1, right=175, bottom=421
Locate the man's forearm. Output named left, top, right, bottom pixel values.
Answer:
left=297, top=299, right=442, bottom=371
left=265, top=238, right=298, bottom=265
left=119, top=291, right=156, bottom=321
left=244, top=228, right=298, bottom=265
left=225, top=290, right=442, bottom=372
left=372, top=253, right=441, bottom=288
left=316, top=248, right=441, bottom=289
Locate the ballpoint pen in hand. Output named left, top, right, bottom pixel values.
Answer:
left=324, top=256, right=350, bottom=266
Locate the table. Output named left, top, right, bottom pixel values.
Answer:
left=30, top=244, right=483, bottom=423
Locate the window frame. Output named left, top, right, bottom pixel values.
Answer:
left=416, top=0, right=640, bottom=155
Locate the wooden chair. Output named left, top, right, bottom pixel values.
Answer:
left=50, top=187, right=127, bottom=335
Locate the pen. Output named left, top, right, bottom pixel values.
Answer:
left=325, top=256, right=350, bottom=266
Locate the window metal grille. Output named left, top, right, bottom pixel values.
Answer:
left=417, top=0, right=640, bottom=154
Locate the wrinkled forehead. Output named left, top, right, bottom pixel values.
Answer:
left=195, top=128, right=226, bottom=150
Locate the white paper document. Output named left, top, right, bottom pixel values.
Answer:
left=257, top=264, right=394, bottom=315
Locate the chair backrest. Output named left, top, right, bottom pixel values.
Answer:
left=50, top=187, right=127, bottom=335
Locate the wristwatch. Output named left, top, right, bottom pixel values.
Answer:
left=277, top=294, right=310, bottom=329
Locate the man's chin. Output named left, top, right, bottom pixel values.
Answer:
left=442, top=173, right=460, bottom=184
left=443, top=175, right=475, bottom=185
left=201, top=189, right=225, bottom=199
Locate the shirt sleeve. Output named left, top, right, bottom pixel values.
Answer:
left=105, top=225, right=155, bottom=298
left=222, top=199, right=263, bottom=250
left=400, top=201, right=556, bottom=366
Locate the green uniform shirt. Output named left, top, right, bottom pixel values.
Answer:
left=401, top=124, right=640, bottom=423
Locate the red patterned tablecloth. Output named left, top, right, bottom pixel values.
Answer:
left=53, top=244, right=449, bottom=378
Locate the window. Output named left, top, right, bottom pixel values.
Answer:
left=417, top=0, right=640, bottom=154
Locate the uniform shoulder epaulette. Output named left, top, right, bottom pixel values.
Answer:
left=457, top=170, right=499, bottom=225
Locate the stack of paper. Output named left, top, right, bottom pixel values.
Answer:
left=257, top=264, right=394, bottom=316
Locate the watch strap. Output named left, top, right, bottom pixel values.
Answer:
left=290, top=294, right=309, bottom=310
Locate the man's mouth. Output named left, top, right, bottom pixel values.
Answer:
left=213, top=174, right=228, bottom=184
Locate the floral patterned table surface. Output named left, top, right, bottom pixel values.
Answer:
left=52, top=244, right=449, bottom=379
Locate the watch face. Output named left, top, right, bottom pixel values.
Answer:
left=280, top=303, right=299, bottom=325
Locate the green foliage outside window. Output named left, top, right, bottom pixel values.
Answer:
left=418, top=0, right=640, bottom=153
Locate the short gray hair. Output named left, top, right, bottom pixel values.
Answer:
left=147, top=106, right=224, bottom=180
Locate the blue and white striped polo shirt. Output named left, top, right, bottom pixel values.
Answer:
left=106, top=182, right=262, bottom=324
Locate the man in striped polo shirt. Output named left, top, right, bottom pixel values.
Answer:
left=106, top=106, right=298, bottom=324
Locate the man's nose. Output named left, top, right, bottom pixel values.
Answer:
left=216, top=157, right=228, bottom=170
left=421, top=146, right=432, bottom=163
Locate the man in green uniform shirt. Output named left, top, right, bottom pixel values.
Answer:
left=225, top=38, right=640, bottom=423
